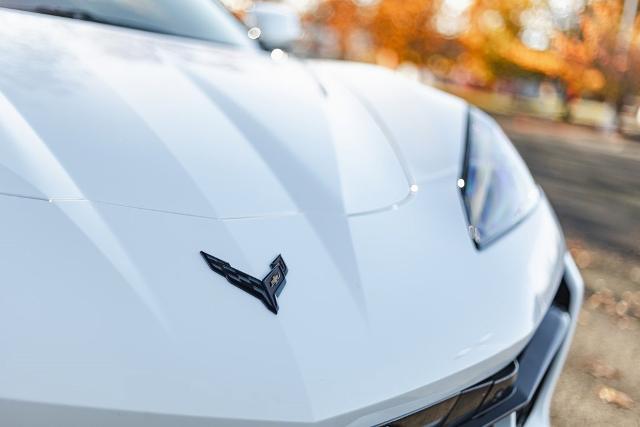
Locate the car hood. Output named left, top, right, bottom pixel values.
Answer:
left=0, top=8, right=427, bottom=218
left=0, top=10, right=566, bottom=427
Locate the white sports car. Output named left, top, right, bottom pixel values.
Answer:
left=0, top=1, right=583, bottom=426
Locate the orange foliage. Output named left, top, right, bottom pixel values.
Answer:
left=306, top=0, right=640, bottom=98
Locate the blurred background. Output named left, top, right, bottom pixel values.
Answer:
left=230, top=1, right=639, bottom=425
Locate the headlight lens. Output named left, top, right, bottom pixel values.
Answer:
left=459, top=108, right=540, bottom=248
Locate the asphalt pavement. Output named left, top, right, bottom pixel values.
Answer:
left=498, top=116, right=640, bottom=426
left=499, top=116, right=640, bottom=260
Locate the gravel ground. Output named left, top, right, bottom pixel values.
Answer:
left=498, top=116, right=640, bottom=427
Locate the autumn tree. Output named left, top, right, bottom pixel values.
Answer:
left=367, top=0, right=450, bottom=66
left=304, top=0, right=640, bottom=101
left=303, top=0, right=366, bottom=59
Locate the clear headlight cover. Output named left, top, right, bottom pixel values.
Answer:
left=459, top=108, right=540, bottom=248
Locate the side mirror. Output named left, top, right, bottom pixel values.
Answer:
left=244, top=3, right=301, bottom=51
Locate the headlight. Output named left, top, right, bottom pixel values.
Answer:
left=459, top=108, right=540, bottom=248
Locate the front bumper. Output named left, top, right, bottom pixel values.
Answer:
left=0, top=193, right=582, bottom=427
left=377, top=252, right=583, bottom=427
left=521, top=252, right=583, bottom=427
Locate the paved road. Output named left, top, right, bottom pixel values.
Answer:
left=498, top=116, right=640, bottom=426
left=498, top=116, right=640, bottom=261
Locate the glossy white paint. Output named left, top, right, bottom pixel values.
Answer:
left=0, top=8, right=580, bottom=427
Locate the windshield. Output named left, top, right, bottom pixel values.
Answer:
left=0, top=0, right=254, bottom=47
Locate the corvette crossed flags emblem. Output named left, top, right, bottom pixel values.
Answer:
left=200, top=252, right=288, bottom=315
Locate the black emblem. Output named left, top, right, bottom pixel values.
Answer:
left=200, top=252, right=288, bottom=315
